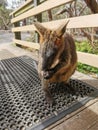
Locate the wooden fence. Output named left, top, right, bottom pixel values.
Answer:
left=10, top=0, right=98, bottom=68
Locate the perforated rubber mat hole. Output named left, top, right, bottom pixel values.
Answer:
left=0, top=56, right=98, bottom=130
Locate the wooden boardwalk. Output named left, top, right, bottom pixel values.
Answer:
left=0, top=43, right=98, bottom=130
left=7, top=0, right=98, bottom=129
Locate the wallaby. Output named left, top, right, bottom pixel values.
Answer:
left=34, top=21, right=77, bottom=104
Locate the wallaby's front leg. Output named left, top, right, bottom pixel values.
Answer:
left=41, top=78, right=53, bottom=104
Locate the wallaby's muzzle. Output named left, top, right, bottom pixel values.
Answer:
left=43, top=70, right=54, bottom=79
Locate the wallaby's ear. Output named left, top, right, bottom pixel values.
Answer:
left=56, top=20, right=69, bottom=37
left=33, top=22, right=47, bottom=36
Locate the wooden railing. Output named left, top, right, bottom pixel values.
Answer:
left=10, top=0, right=98, bottom=68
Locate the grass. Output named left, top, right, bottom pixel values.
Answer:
left=76, top=41, right=98, bottom=54
left=75, top=41, right=98, bottom=75
left=77, top=62, right=98, bottom=74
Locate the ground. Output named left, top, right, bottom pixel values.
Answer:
left=0, top=31, right=98, bottom=130
left=0, top=30, right=30, bottom=44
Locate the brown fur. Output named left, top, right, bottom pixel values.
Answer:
left=34, top=21, right=77, bottom=103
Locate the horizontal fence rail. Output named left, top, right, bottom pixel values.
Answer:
left=13, top=38, right=98, bottom=68
left=12, top=14, right=98, bottom=32
left=77, top=52, right=98, bottom=68
left=13, top=39, right=40, bottom=49
left=10, top=0, right=33, bottom=16
left=10, top=0, right=98, bottom=68
left=11, top=0, right=73, bottom=23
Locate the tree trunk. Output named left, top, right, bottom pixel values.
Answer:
left=84, top=0, right=98, bottom=13
left=47, top=10, right=53, bottom=21
left=0, top=15, right=9, bottom=30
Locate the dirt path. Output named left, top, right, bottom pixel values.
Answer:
left=0, top=30, right=30, bottom=44
left=0, top=30, right=13, bottom=44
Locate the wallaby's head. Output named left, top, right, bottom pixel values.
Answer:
left=34, top=21, right=69, bottom=79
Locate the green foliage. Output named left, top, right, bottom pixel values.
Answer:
left=0, top=0, right=7, bottom=7
left=76, top=41, right=98, bottom=75
left=76, top=41, right=98, bottom=54
left=0, top=3, right=12, bottom=29
left=77, top=62, right=98, bottom=74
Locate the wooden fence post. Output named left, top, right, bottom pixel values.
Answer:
left=34, top=0, right=42, bottom=43
left=13, top=14, right=21, bottom=47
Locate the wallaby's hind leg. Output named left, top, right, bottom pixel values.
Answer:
left=60, top=80, right=76, bottom=94
left=66, top=82, right=76, bottom=94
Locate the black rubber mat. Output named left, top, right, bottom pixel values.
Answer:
left=0, top=56, right=98, bottom=130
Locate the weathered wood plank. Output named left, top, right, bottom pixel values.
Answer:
left=12, top=25, right=35, bottom=32
left=10, top=0, right=33, bottom=16
left=45, top=97, right=98, bottom=130
left=13, top=39, right=40, bottom=50
left=77, top=51, right=98, bottom=68
left=14, top=4, right=34, bottom=17
left=12, top=14, right=98, bottom=32
left=50, top=101, right=98, bottom=130
left=43, top=14, right=98, bottom=29
left=87, top=121, right=98, bottom=130
left=11, top=0, right=73, bottom=23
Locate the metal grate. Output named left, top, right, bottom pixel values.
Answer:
left=0, top=56, right=98, bottom=130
